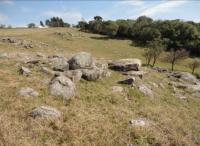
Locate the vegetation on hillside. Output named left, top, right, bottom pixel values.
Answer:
left=77, top=16, right=200, bottom=57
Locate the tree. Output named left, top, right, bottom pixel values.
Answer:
left=101, top=21, right=119, bottom=37
left=142, top=48, right=153, bottom=66
left=0, top=24, right=6, bottom=28
left=77, top=21, right=88, bottom=31
left=94, top=16, right=103, bottom=22
left=147, top=39, right=164, bottom=67
left=165, top=48, right=189, bottom=71
left=189, top=59, right=200, bottom=74
left=27, top=23, right=36, bottom=28
left=40, top=21, right=44, bottom=27
left=45, top=17, right=66, bottom=27
left=64, top=22, right=70, bottom=27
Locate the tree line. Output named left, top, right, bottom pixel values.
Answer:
left=77, top=16, right=200, bottom=57
left=27, top=17, right=71, bottom=28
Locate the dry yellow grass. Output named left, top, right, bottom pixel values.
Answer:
left=0, top=28, right=199, bottom=146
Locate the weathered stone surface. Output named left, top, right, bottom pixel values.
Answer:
left=153, top=67, right=168, bottom=73
left=63, top=70, right=82, bottom=82
left=68, top=52, right=93, bottom=69
left=30, top=106, right=61, bottom=118
left=112, top=86, right=123, bottom=93
left=192, top=91, right=200, bottom=98
left=81, top=69, right=101, bottom=81
left=118, top=77, right=135, bottom=85
left=19, top=87, right=39, bottom=97
left=168, top=72, right=199, bottom=84
left=49, top=75, right=75, bottom=100
left=41, top=67, right=55, bottom=75
left=0, top=52, right=8, bottom=59
left=108, top=58, right=141, bottom=72
left=122, top=71, right=146, bottom=79
left=129, top=118, right=150, bottom=127
left=19, top=66, right=31, bottom=76
left=138, top=85, right=153, bottom=98
left=53, top=62, right=69, bottom=72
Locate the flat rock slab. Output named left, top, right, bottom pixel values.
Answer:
left=130, top=118, right=151, bottom=127
left=122, top=71, right=146, bottom=79
left=138, top=84, right=153, bottom=98
left=112, top=86, right=123, bottom=93
left=118, top=77, right=135, bottom=85
left=19, top=87, right=39, bottom=97
left=30, top=106, right=61, bottom=118
left=108, top=58, right=141, bottom=72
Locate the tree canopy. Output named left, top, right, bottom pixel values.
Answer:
left=77, top=16, right=200, bottom=56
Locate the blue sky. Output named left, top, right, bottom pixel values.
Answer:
left=0, top=0, right=199, bottom=27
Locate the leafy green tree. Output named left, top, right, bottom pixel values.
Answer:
left=101, top=21, right=119, bottom=37
left=77, top=21, right=88, bottom=31
left=27, top=23, right=36, bottom=28
left=147, top=39, right=164, bottom=67
left=45, top=17, right=65, bottom=27
left=94, top=16, right=103, bottom=22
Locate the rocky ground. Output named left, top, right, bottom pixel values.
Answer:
left=0, top=28, right=199, bottom=146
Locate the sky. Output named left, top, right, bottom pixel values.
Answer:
left=0, top=0, right=199, bottom=27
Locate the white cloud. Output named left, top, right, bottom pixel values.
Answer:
left=137, top=0, right=188, bottom=17
left=0, top=13, right=8, bottom=23
left=0, top=0, right=14, bottom=5
left=44, top=10, right=82, bottom=24
left=119, top=0, right=144, bottom=6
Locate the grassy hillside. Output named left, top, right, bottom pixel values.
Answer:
left=0, top=28, right=199, bottom=146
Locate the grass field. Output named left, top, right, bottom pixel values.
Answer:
left=0, top=28, right=199, bottom=146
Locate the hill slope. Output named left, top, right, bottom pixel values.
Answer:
left=0, top=28, right=199, bottom=146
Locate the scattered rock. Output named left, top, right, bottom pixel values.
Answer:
left=41, top=66, right=55, bottom=75
left=0, top=52, right=8, bottom=59
left=153, top=67, right=168, bottom=73
left=138, top=84, right=153, bottom=98
left=19, top=66, right=31, bottom=76
left=108, top=58, right=141, bottom=72
left=174, top=93, right=187, bottom=99
left=53, top=61, right=69, bottom=72
left=129, top=118, right=150, bottom=127
left=118, top=77, right=135, bottom=85
left=49, top=75, right=75, bottom=100
left=123, top=70, right=146, bottom=79
left=68, top=52, right=93, bottom=69
left=168, top=72, right=199, bottom=84
left=19, top=87, right=39, bottom=97
left=149, top=82, right=158, bottom=88
left=192, top=91, right=200, bottom=98
left=81, top=68, right=102, bottom=81
left=112, top=86, right=123, bottom=93
left=30, top=106, right=61, bottom=118
left=63, top=70, right=82, bottom=82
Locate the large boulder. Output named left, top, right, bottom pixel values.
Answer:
left=49, top=75, right=75, bottom=100
left=68, top=52, right=93, bottom=69
left=30, top=106, right=61, bottom=118
left=108, top=58, right=141, bottom=72
left=81, top=61, right=109, bottom=81
left=122, top=71, right=146, bottom=79
left=47, top=56, right=69, bottom=71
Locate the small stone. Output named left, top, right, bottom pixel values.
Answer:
left=138, top=84, right=153, bottom=98
left=19, top=87, right=39, bottom=97
left=118, top=77, right=135, bottom=85
left=19, top=66, right=31, bottom=76
left=30, top=106, right=61, bottom=118
left=129, top=118, right=150, bottom=127
left=112, top=86, right=123, bottom=93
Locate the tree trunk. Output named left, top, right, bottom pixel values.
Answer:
left=171, top=62, right=174, bottom=71
left=192, top=66, right=195, bottom=74
left=152, top=57, right=156, bottom=67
